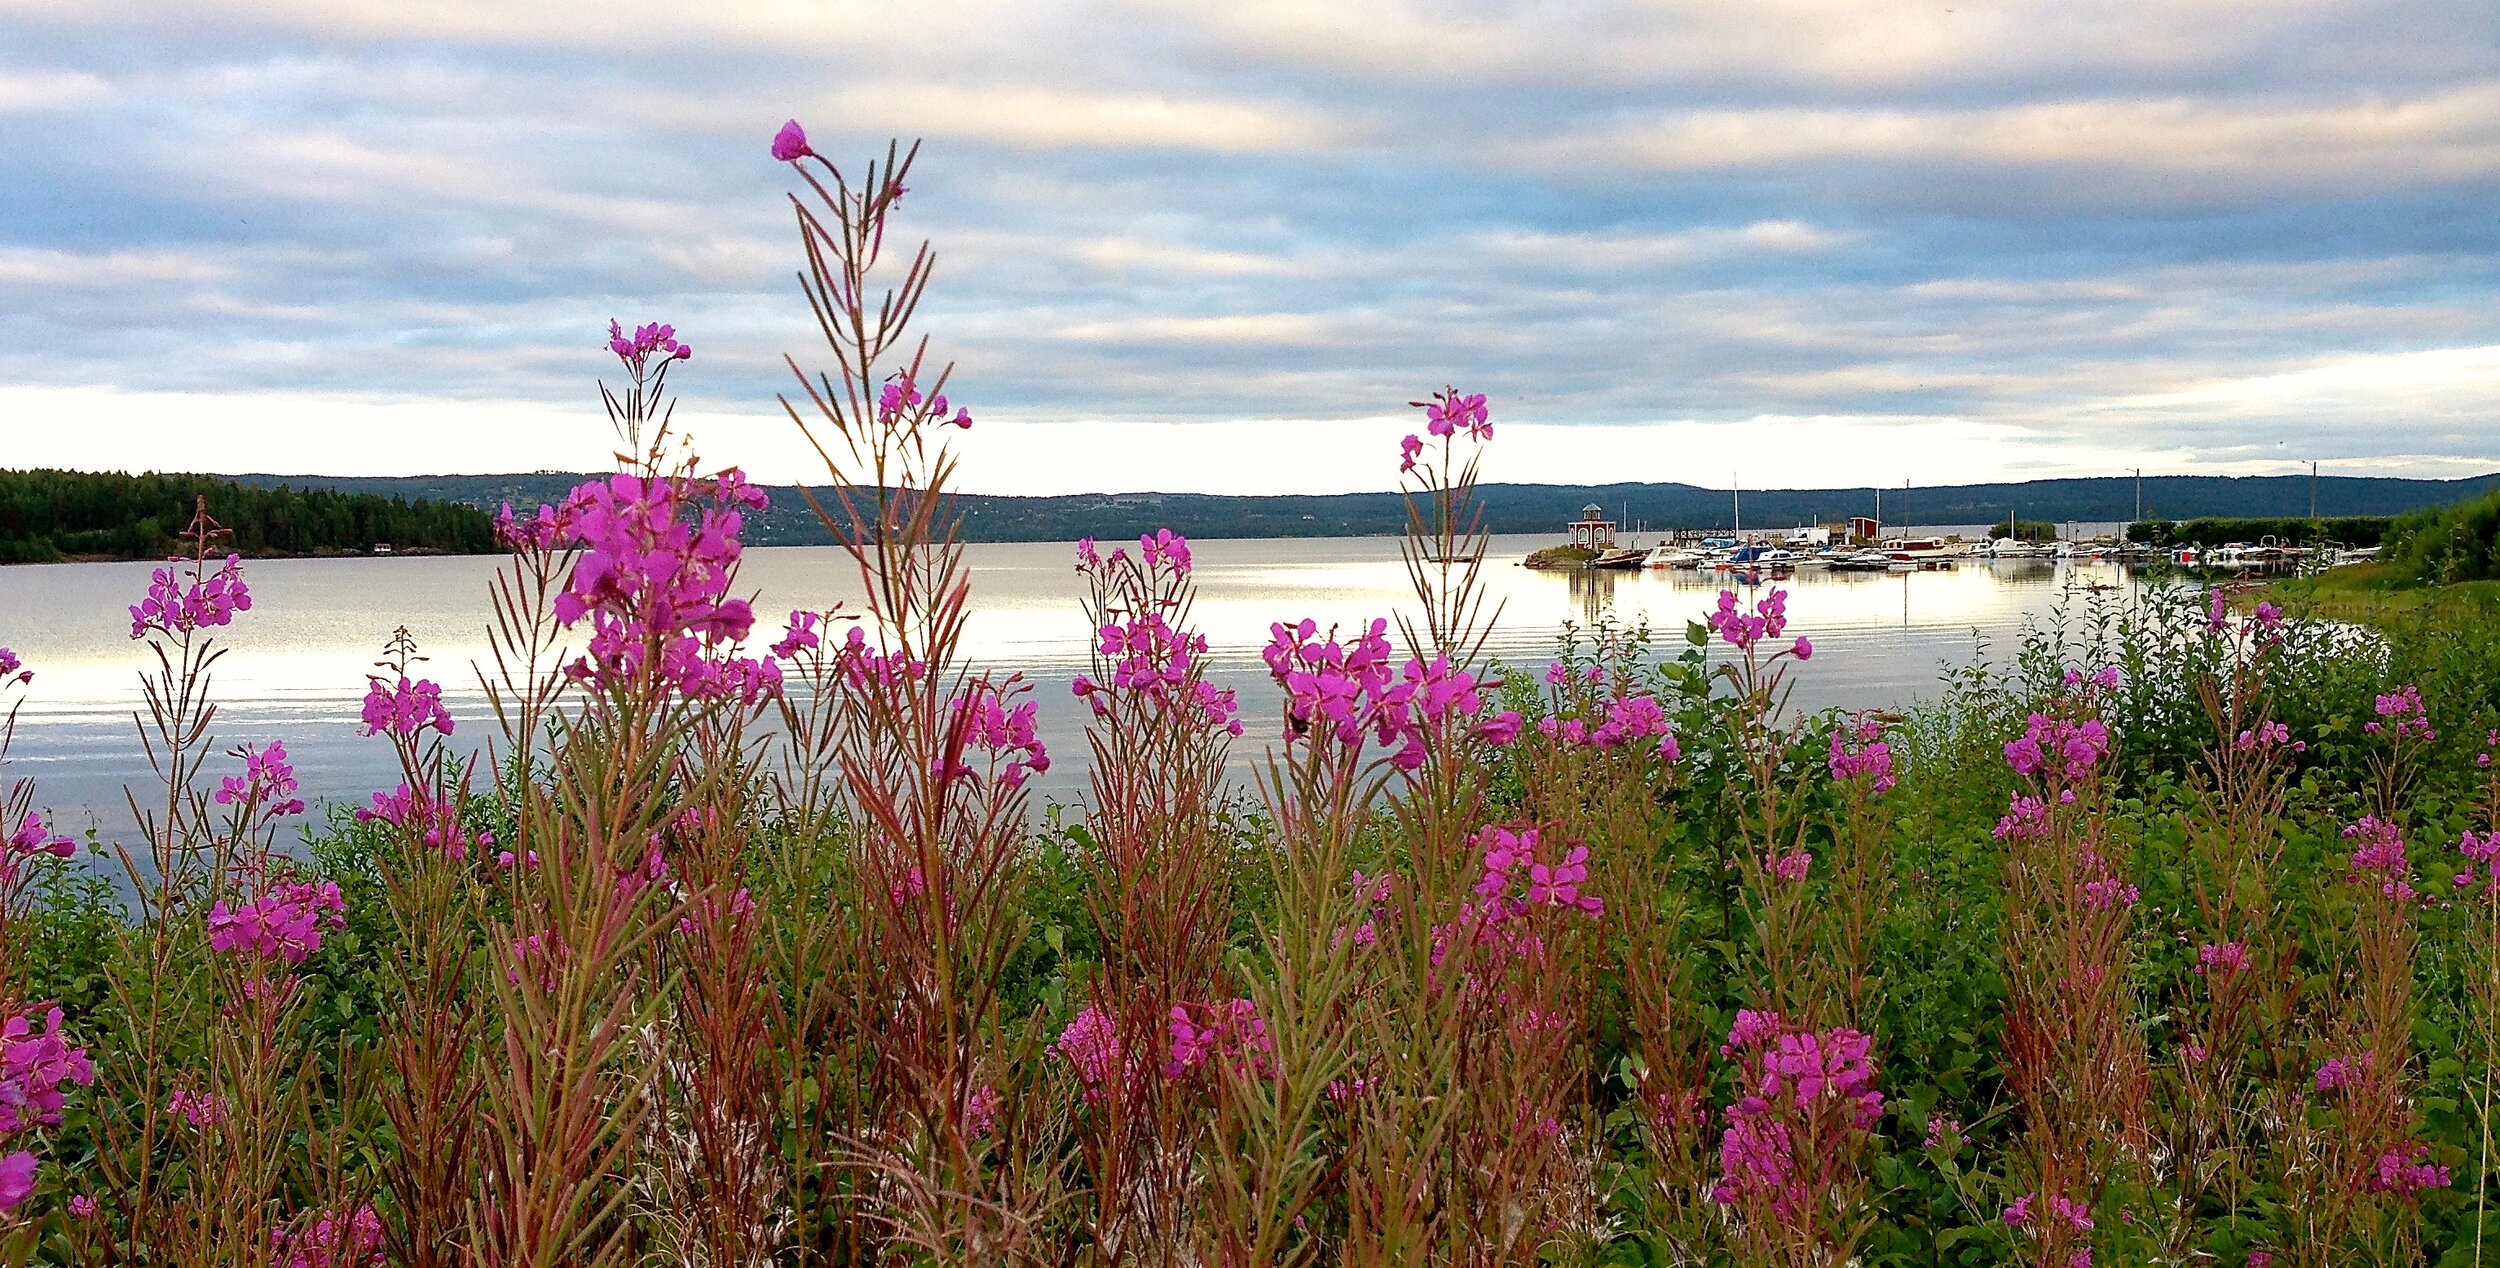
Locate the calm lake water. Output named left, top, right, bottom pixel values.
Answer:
left=0, top=530, right=2149, bottom=842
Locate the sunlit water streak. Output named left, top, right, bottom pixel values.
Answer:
left=0, top=532, right=2151, bottom=849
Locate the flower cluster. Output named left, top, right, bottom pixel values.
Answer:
left=1262, top=618, right=1411, bottom=759
left=1828, top=717, right=1896, bottom=792
left=1166, top=998, right=1275, bottom=1081
left=552, top=470, right=780, bottom=701
left=168, top=1086, right=228, bottom=1128
left=2194, top=941, right=2251, bottom=976
left=2004, top=712, right=2112, bottom=782
left=877, top=372, right=973, bottom=430
left=6, top=813, right=73, bottom=861
left=2457, top=828, right=2500, bottom=893
left=2360, top=1144, right=2452, bottom=1196
left=494, top=501, right=563, bottom=552
left=2234, top=719, right=2305, bottom=753
left=1399, top=388, right=1491, bottom=471
left=1992, top=794, right=2055, bottom=842
left=2314, top=1053, right=2368, bottom=1092
left=1711, top=1011, right=1884, bottom=1216
left=0, top=1005, right=94, bottom=1212
left=355, top=784, right=493, bottom=860
left=206, top=879, right=348, bottom=964
left=1054, top=1005, right=1126, bottom=1103
left=129, top=554, right=252, bottom=640
left=215, top=742, right=306, bottom=818
left=1, top=1007, right=94, bottom=1136
left=951, top=682, right=1050, bottom=789
left=0, top=647, right=28, bottom=687
left=2364, top=685, right=2435, bottom=743
left=1074, top=610, right=1241, bottom=735
left=361, top=676, right=454, bottom=737
left=2342, top=816, right=2417, bottom=902
left=1474, top=825, right=1604, bottom=919
left=1707, top=588, right=1792, bottom=654
left=272, top=1202, right=386, bottom=1268
left=607, top=318, right=691, bottom=370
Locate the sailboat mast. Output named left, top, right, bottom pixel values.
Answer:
left=1733, top=473, right=1742, bottom=535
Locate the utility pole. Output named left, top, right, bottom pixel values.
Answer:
left=2310, top=460, right=2319, bottom=520
left=2134, top=468, right=2143, bottom=524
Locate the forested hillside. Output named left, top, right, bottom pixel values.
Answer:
left=0, top=469, right=497, bottom=563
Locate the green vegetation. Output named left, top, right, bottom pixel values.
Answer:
left=2126, top=515, right=2391, bottom=549
left=0, top=468, right=497, bottom=563
left=1523, top=543, right=1597, bottom=569
left=2381, top=484, right=2500, bottom=584
left=1986, top=517, right=2058, bottom=541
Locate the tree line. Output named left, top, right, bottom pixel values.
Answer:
left=0, top=468, right=498, bottom=564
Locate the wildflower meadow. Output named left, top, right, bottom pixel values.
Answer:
left=5, top=126, right=2500, bottom=1267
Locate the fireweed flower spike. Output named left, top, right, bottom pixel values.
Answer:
left=771, top=118, right=814, bottom=162
left=129, top=552, right=252, bottom=639
left=360, top=675, right=454, bottom=737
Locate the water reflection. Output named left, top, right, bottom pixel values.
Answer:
left=0, top=536, right=2154, bottom=840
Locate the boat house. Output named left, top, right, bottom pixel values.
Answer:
left=1569, top=504, right=1617, bottom=551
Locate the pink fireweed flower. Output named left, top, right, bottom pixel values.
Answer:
left=206, top=879, right=346, bottom=964
left=874, top=372, right=972, bottom=429
left=1589, top=693, right=1673, bottom=748
left=1398, top=433, right=1424, bottom=472
left=271, top=1202, right=385, bottom=1268
left=950, top=681, right=1050, bottom=788
left=1, top=1007, right=95, bottom=1136
left=2004, top=712, right=2111, bottom=782
left=1474, top=825, right=1604, bottom=919
left=1166, top=998, right=1275, bottom=1080
left=168, top=1086, right=228, bottom=1127
left=2194, top=941, right=2250, bottom=976
left=6, top=813, right=74, bottom=861
left=2363, top=684, right=2435, bottom=742
left=0, top=1151, right=31, bottom=1214
left=2361, top=1144, right=2452, bottom=1195
left=1414, top=388, right=1491, bottom=441
left=494, top=502, right=563, bottom=552
left=1077, top=605, right=1243, bottom=736
left=0, top=647, right=29, bottom=687
left=1139, top=528, right=1191, bottom=573
left=1710, top=1011, right=1884, bottom=1217
left=2343, top=816, right=2418, bottom=902
left=1054, top=1006, right=1126, bottom=1102
left=2457, top=828, right=2500, bottom=892
left=1765, top=849, right=1812, bottom=882
left=1923, top=1114, right=1962, bottom=1151
left=551, top=469, right=777, bottom=700
left=1707, top=588, right=1791, bottom=652
left=607, top=318, right=690, bottom=368
left=1791, top=636, right=1813, bottom=660
left=770, top=118, right=813, bottom=161
left=1827, top=717, right=1895, bottom=792
left=355, top=784, right=492, bottom=860
left=2234, top=719, right=2304, bottom=753
left=1993, top=795, right=2051, bottom=842
left=770, top=609, right=830, bottom=659
left=2314, top=1053, right=2367, bottom=1092
left=1262, top=617, right=1423, bottom=766
left=68, top=1193, right=95, bottom=1219
left=2080, top=877, right=2140, bottom=910
left=360, top=676, right=453, bottom=737
left=215, top=742, right=307, bottom=818
left=963, top=1084, right=1003, bottom=1139
left=129, top=553, right=252, bottom=639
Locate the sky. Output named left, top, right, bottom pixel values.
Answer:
left=2, top=0, right=2497, bottom=495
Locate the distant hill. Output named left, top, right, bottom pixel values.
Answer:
left=212, top=470, right=2500, bottom=547
left=0, top=468, right=496, bottom=563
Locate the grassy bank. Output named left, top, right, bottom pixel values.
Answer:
left=2272, top=560, right=2500, bottom=622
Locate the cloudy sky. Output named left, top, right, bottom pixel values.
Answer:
left=3, top=0, right=2497, bottom=495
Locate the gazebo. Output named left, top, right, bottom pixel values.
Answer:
left=1569, top=503, right=1617, bottom=551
